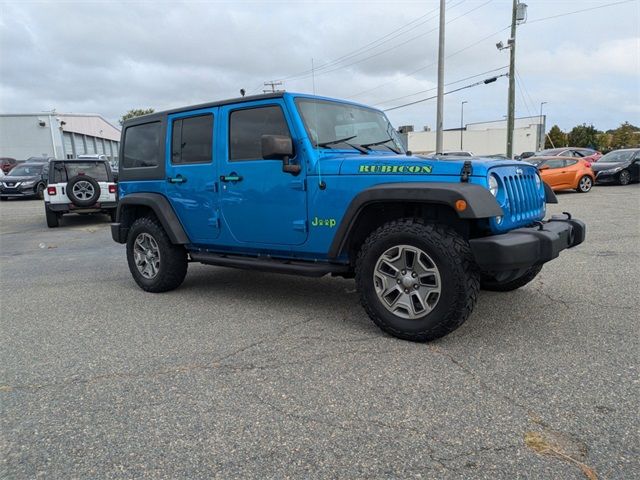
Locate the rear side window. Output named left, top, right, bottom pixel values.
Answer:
left=123, top=122, right=161, bottom=168
left=565, top=159, right=578, bottom=166
left=546, top=159, right=565, bottom=169
left=171, top=114, right=213, bottom=164
left=229, top=106, right=290, bottom=161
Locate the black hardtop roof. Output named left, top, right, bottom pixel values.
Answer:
left=124, top=92, right=285, bottom=126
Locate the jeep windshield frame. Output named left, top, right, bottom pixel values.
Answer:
left=294, top=98, right=405, bottom=155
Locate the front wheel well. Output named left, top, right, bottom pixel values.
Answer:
left=343, top=202, right=473, bottom=264
left=118, top=204, right=158, bottom=231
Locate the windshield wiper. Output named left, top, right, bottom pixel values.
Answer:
left=317, top=136, right=368, bottom=154
left=360, top=137, right=400, bottom=154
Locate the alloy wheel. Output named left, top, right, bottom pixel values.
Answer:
left=72, top=180, right=95, bottom=200
left=133, top=233, right=161, bottom=279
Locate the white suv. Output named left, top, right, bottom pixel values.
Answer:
left=44, top=159, right=118, bottom=228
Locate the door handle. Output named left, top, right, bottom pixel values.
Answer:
left=168, top=174, right=187, bottom=184
left=220, top=173, right=243, bottom=182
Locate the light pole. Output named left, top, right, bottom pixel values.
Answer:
left=460, top=101, right=468, bottom=150
left=435, top=0, right=446, bottom=154
left=539, top=101, right=547, bottom=150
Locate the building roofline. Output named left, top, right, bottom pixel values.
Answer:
left=0, top=112, right=121, bottom=132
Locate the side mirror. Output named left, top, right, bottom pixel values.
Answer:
left=538, top=165, right=550, bottom=171
left=261, top=134, right=300, bottom=175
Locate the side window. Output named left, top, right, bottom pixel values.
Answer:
left=171, top=114, right=213, bottom=164
left=123, top=122, right=161, bottom=168
left=52, top=164, right=68, bottom=183
left=229, top=106, right=291, bottom=161
left=546, top=159, right=565, bottom=169
left=565, top=159, right=578, bottom=167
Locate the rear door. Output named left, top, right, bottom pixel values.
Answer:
left=541, top=158, right=566, bottom=188
left=217, top=100, right=307, bottom=245
left=165, top=109, right=220, bottom=244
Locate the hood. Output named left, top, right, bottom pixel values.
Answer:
left=2, top=175, right=40, bottom=182
left=591, top=161, right=628, bottom=172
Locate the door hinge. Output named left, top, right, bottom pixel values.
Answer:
left=208, top=210, right=220, bottom=228
left=205, top=181, right=218, bottom=192
left=290, top=179, right=306, bottom=191
left=292, top=220, right=307, bottom=232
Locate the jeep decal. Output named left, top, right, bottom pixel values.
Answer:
left=311, top=216, right=337, bottom=228
left=358, top=164, right=433, bottom=174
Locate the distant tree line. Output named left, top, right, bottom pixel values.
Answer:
left=545, top=122, right=639, bottom=152
left=119, top=108, right=155, bottom=126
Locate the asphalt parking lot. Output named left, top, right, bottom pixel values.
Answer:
left=1, top=185, right=638, bottom=479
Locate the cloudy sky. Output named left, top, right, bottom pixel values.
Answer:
left=0, top=0, right=638, bottom=132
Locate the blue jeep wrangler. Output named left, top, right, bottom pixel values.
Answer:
left=112, top=92, right=585, bottom=342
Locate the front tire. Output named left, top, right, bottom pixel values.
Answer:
left=355, top=219, right=479, bottom=342
left=618, top=170, right=631, bottom=185
left=37, top=183, right=45, bottom=200
left=481, top=265, right=542, bottom=292
left=576, top=175, right=592, bottom=193
left=126, top=216, right=188, bottom=292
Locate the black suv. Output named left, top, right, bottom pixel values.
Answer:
left=0, top=162, right=49, bottom=200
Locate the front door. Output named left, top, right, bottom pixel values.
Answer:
left=165, top=109, right=220, bottom=244
left=218, top=100, right=307, bottom=245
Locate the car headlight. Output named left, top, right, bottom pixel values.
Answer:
left=534, top=173, right=541, bottom=190
left=488, top=174, right=499, bottom=196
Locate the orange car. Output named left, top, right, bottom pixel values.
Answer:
left=527, top=156, right=595, bottom=193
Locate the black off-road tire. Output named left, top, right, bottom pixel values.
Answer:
left=618, top=170, right=631, bottom=185
left=67, top=175, right=101, bottom=207
left=480, top=265, right=543, bottom=292
left=109, top=209, right=117, bottom=222
left=355, top=219, right=480, bottom=342
left=126, top=216, right=188, bottom=293
left=45, top=205, right=59, bottom=228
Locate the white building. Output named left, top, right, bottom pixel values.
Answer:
left=0, top=113, right=121, bottom=161
left=407, top=115, right=545, bottom=156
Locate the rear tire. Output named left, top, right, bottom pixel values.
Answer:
left=45, top=205, right=59, bottom=228
left=355, top=219, right=479, bottom=342
left=481, top=265, right=542, bottom=292
left=576, top=175, right=592, bottom=193
left=618, top=170, right=631, bottom=185
left=109, top=210, right=117, bottom=222
left=126, top=216, right=188, bottom=293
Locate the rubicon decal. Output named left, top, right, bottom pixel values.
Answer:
left=358, top=164, right=433, bottom=174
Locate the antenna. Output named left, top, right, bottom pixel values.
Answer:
left=263, top=81, right=283, bottom=93
left=311, top=58, right=325, bottom=190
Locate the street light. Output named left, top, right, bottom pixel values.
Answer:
left=539, top=101, right=547, bottom=150
left=460, top=101, right=468, bottom=150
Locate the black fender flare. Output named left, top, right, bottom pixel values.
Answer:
left=328, top=182, right=503, bottom=259
left=113, top=193, right=189, bottom=244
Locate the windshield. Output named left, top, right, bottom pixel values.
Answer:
left=526, top=158, right=547, bottom=166
left=8, top=164, right=43, bottom=176
left=295, top=98, right=405, bottom=154
left=535, top=148, right=563, bottom=156
left=598, top=150, right=635, bottom=163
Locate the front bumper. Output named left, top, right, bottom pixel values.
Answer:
left=0, top=188, right=38, bottom=198
left=470, top=214, right=585, bottom=272
left=594, top=171, right=619, bottom=184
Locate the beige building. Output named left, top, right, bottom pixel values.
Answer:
left=0, top=113, right=121, bottom=161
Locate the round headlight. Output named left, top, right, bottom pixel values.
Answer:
left=534, top=173, right=541, bottom=190
left=495, top=215, right=503, bottom=225
left=488, top=174, right=499, bottom=196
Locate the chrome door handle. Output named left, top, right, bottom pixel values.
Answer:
left=168, top=175, right=187, bottom=184
left=220, top=173, right=242, bottom=182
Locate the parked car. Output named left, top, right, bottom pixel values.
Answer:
left=0, top=162, right=49, bottom=200
left=526, top=156, right=594, bottom=193
left=111, top=91, right=585, bottom=342
left=533, top=148, right=602, bottom=165
left=0, top=157, right=18, bottom=174
left=591, top=148, right=640, bottom=185
left=44, top=159, right=118, bottom=227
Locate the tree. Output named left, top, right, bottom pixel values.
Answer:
left=567, top=124, right=600, bottom=148
left=119, top=108, right=155, bottom=126
left=545, top=125, right=566, bottom=149
left=610, top=122, right=639, bottom=148
left=595, top=132, right=612, bottom=152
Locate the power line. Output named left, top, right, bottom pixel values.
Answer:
left=383, top=74, right=508, bottom=112
left=373, top=65, right=508, bottom=106
left=280, top=0, right=494, bottom=84
left=526, top=0, right=635, bottom=24
left=347, top=24, right=510, bottom=99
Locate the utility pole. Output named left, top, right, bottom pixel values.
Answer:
left=435, top=0, right=446, bottom=154
left=263, top=81, right=283, bottom=93
left=539, top=101, right=547, bottom=150
left=506, top=0, right=518, bottom=159
left=460, top=101, right=467, bottom=150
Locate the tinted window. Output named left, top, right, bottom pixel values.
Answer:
left=172, top=114, right=213, bottom=164
left=229, top=106, right=290, bottom=161
left=123, top=122, right=161, bottom=168
left=546, top=159, right=565, bottom=169
left=64, top=162, right=109, bottom=181
left=8, top=164, right=43, bottom=176
left=565, top=159, right=578, bottom=166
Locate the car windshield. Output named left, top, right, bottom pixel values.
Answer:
left=55, top=162, right=109, bottom=182
left=534, top=148, right=563, bottom=156
left=295, top=98, right=405, bottom=154
left=598, top=150, right=635, bottom=163
left=526, top=158, right=546, bottom=166
left=8, top=164, right=43, bottom=176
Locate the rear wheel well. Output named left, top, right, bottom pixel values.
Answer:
left=119, top=204, right=158, bottom=231
left=343, top=202, right=472, bottom=265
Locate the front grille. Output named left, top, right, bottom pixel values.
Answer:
left=502, top=173, right=541, bottom=222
